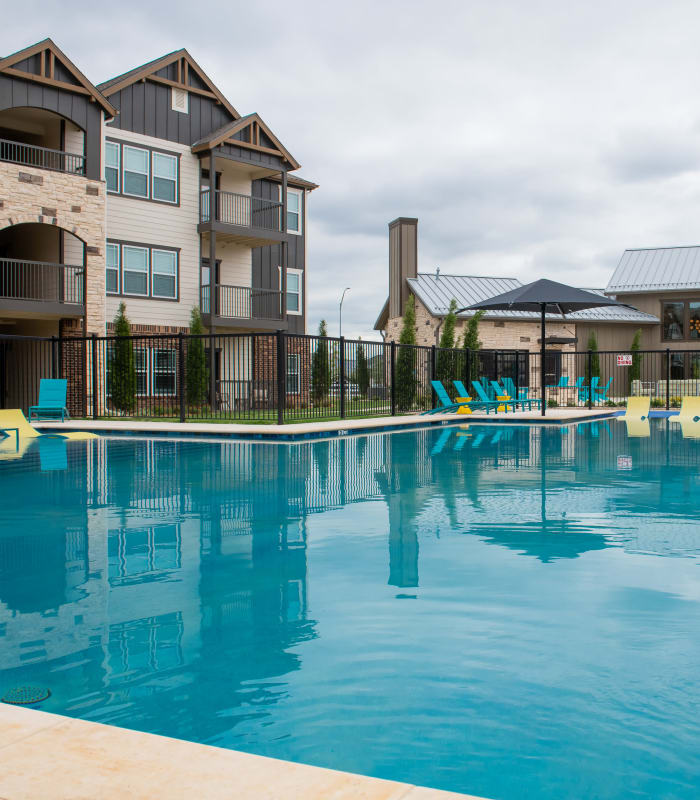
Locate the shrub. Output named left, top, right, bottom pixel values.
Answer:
left=629, top=328, right=643, bottom=392
left=670, top=396, right=681, bottom=408
left=436, top=298, right=458, bottom=393
left=651, top=398, right=665, bottom=408
left=186, top=307, right=209, bottom=407
left=462, top=309, right=485, bottom=382
left=396, top=295, right=417, bottom=411
left=356, top=339, right=370, bottom=397
left=109, top=302, right=136, bottom=413
left=586, top=331, right=600, bottom=379
left=547, top=398, right=558, bottom=408
left=312, top=320, right=330, bottom=405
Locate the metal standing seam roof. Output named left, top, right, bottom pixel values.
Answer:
left=607, top=246, right=700, bottom=293
left=406, top=274, right=659, bottom=324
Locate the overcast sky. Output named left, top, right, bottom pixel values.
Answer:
left=5, top=1, right=700, bottom=339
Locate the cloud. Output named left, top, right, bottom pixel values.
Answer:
left=5, top=0, right=700, bottom=340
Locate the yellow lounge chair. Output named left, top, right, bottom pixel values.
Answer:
left=676, top=396, right=700, bottom=423
left=0, top=409, right=98, bottom=442
left=622, top=396, right=650, bottom=420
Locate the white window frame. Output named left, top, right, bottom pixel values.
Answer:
left=278, top=186, right=303, bottom=235
left=151, top=249, right=178, bottom=299
left=122, top=245, right=150, bottom=297
left=152, top=152, right=178, bottom=204
left=106, top=242, right=120, bottom=295
left=105, top=141, right=120, bottom=193
left=122, top=145, right=150, bottom=199
left=283, top=268, right=303, bottom=315
left=286, top=353, right=300, bottom=395
left=134, top=347, right=149, bottom=397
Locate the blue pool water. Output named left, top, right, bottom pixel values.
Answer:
left=1, top=419, right=699, bottom=799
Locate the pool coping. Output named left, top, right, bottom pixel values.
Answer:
left=0, top=705, right=487, bottom=800
left=34, top=408, right=622, bottom=442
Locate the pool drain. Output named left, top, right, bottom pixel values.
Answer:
left=1, top=686, right=51, bottom=705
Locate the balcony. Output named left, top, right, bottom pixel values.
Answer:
left=198, top=190, right=287, bottom=247
left=201, top=284, right=284, bottom=329
left=0, top=259, right=85, bottom=316
left=0, top=138, right=86, bottom=175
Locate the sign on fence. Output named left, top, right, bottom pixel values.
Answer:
left=616, top=354, right=633, bottom=366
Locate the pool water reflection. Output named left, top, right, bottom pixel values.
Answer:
left=0, top=419, right=699, bottom=800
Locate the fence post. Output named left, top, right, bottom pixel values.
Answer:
left=666, top=348, right=671, bottom=410
left=390, top=340, right=396, bottom=416
left=465, top=347, right=471, bottom=390
left=587, top=349, right=593, bottom=409
left=339, top=336, right=346, bottom=419
left=178, top=332, right=186, bottom=423
left=430, top=344, right=437, bottom=382
left=50, top=336, right=58, bottom=379
left=82, top=336, right=88, bottom=418
left=91, top=334, right=98, bottom=420
left=276, top=329, right=285, bottom=425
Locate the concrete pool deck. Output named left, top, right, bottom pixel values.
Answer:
left=34, top=408, right=618, bottom=441
left=0, top=705, right=487, bottom=800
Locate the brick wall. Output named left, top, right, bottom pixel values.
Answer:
left=0, top=162, right=106, bottom=334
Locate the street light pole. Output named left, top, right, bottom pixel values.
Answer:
left=339, top=287, right=350, bottom=337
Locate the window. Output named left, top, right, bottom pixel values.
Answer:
left=106, top=243, right=119, bottom=294
left=286, top=188, right=302, bottom=234
left=107, top=241, right=178, bottom=300
left=153, top=349, right=177, bottom=395
left=152, top=249, right=177, bottom=298
left=171, top=87, right=189, bottom=114
left=670, top=352, right=685, bottom=380
left=123, top=145, right=149, bottom=198
left=134, top=348, right=148, bottom=395
left=286, top=354, right=300, bottom=394
left=105, top=141, right=120, bottom=192
left=690, top=302, right=700, bottom=339
left=122, top=246, right=149, bottom=296
left=152, top=152, right=178, bottom=203
left=285, top=268, right=302, bottom=315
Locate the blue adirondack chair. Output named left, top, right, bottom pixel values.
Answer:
left=548, top=376, right=569, bottom=389
left=29, top=379, right=69, bottom=421
left=490, top=380, right=540, bottom=411
left=423, top=381, right=472, bottom=415
left=502, top=377, right=530, bottom=400
left=591, top=377, right=613, bottom=404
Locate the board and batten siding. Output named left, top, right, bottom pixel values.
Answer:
left=105, top=129, right=200, bottom=329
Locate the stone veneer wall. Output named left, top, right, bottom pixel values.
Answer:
left=0, top=162, right=106, bottom=334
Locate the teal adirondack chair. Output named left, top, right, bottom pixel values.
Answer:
left=502, top=377, right=529, bottom=400
left=548, top=376, right=569, bottom=389
left=490, top=380, right=540, bottom=411
left=591, top=377, right=613, bottom=404
left=471, top=380, right=518, bottom=413
left=29, top=379, right=69, bottom=421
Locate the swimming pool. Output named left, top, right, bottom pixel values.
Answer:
left=1, top=419, right=699, bottom=799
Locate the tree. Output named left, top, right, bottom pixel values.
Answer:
left=462, top=309, right=485, bottom=383
left=186, top=307, right=209, bottom=407
left=109, top=302, right=136, bottom=412
left=629, top=328, right=643, bottom=393
left=395, top=294, right=417, bottom=411
left=356, top=338, right=370, bottom=397
left=436, top=299, right=458, bottom=391
left=587, top=330, right=600, bottom=379
left=311, top=319, right=330, bottom=405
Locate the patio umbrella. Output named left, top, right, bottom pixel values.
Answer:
left=457, top=278, right=630, bottom=416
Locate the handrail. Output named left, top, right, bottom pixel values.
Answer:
left=0, top=138, right=86, bottom=175
left=0, top=258, right=84, bottom=305
left=200, top=189, right=283, bottom=231
left=200, top=283, right=282, bottom=320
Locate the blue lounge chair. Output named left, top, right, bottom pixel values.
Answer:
left=502, top=377, right=530, bottom=400
left=471, top=380, right=519, bottom=413
left=423, top=381, right=472, bottom=415
left=490, top=380, right=540, bottom=412
left=452, top=380, right=501, bottom=414
left=29, top=379, right=69, bottom=422
left=591, top=377, right=612, bottom=404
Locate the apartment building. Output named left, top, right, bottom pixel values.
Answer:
left=0, top=39, right=315, bottom=408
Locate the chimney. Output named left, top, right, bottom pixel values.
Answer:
left=388, top=217, right=418, bottom=318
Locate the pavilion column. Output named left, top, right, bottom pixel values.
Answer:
left=209, top=149, right=217, bottom=411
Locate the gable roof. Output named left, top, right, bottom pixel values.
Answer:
left=191, top=112, right=301, bottom=170
left=98, top=49, right=239, bottom=120
left=375, top=273, right=659, bottom=329
left=607, top=246, right=700, bottom=294
left=0, top=38, right=116, bottom=116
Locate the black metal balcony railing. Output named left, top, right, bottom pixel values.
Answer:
left=0, top=138, right=86, bottom=175
left=201, top=284, right=282, bottom=321
left=0, top=259, right=84, bottom=305
left=200, top=190, right=283, bottom=231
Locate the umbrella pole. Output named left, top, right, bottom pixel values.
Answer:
left=540, top=303, right=546, bottom=417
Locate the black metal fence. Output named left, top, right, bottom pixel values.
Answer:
left=1, top=331, right=699, bottom=423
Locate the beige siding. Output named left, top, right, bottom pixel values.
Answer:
left=105, top=129, right=200, bottom=329
left=63, top=230, right=83, bottom=266
left=63, top=122, right=84, bottom=157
